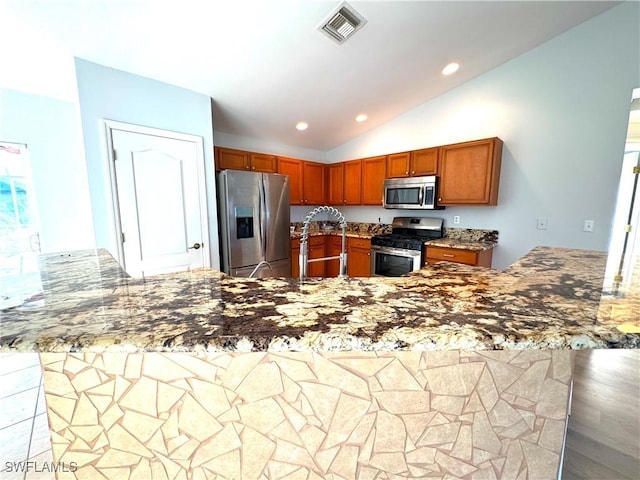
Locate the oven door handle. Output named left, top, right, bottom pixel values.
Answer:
left=370, top=245, right=422, bottom=258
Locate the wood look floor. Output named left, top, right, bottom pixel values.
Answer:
left=562, top=349, right=640, bottom=480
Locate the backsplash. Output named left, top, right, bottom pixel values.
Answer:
left=290, top=222, right=498, bottom=244
left=442, top=228, right=499, bottom=244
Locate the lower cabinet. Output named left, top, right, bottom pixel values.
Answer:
left=424, top=246, right=493, bottom=268
left=292, top=236, right=327, bottom=277
left=291, top=238, right=300, bottom=278
left=347, top=237, right=372, bottom=277
left=291, top=235, right=372, bottom=278
left=326, top=236, right=344, bottom=277
left=307, top=236, right=326, bottom=277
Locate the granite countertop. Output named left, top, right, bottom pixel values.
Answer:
left=425, top=238, right=495, bottom=251
left=1, top=246, right=638, bottom=352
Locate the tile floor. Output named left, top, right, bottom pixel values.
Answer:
left=0, top=353, right=54, bottom=480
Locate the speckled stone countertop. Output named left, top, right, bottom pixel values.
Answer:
left=425, top=238, right=495, bottom=251
left=426, top=227, right=498, bottom=251
left=1, top=246, right=638, bottom=352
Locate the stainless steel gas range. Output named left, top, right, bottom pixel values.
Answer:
left=370, top=217, right=443, bottom=277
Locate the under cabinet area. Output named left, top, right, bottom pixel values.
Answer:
left=425, top=245, right=493, bottom=268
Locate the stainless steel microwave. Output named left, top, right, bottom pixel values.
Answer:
left=383, top=175, right=443, bottom=210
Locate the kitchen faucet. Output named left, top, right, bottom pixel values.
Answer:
left=299, top=206, right=347, bottom=280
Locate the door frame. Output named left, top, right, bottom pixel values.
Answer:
left=103, top=119, right=211, bottom=271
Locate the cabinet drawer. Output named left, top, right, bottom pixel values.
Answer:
left=426, top=246, right=478, bottom=265
left=348, top=237, right=371, bottom=249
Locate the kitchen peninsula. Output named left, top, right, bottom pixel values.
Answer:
left=1, top=247, right=638, bottom=479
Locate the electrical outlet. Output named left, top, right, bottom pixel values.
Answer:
left=453, top=215, right=460, bottom=224
left=536, top=217, right=548, bottom=230
left=584, top=220, right=595, bottom=232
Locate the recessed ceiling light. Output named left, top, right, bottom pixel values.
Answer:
left=355, top=114, right=368, bottom=122
left=296, top=122, right=308, bottom=131
left=442, top=62, right=460, bottom=76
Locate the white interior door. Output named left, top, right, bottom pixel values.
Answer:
left=108, top=123, right=209, bottom=277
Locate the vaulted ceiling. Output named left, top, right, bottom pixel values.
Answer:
left=1, top=1, right=620, bottom=151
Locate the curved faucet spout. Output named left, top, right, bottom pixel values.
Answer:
left=299, top=206, right=348, bottom=280
left=249, top=260, right=272, bottom=278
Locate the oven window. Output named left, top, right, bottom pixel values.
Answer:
left=374, top=252, right=415, bottom=277
left=386, top=187, right=421, bottom=206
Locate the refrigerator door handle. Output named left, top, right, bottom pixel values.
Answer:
left=259, top=176, right=267, bottom=259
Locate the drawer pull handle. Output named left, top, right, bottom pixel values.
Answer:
left=443, top=253, right=455, bottom=258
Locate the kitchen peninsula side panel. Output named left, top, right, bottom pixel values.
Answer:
left=40, top=350, right=573, bottom=479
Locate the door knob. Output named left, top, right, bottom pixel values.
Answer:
left=189, top=242, right=202, bottom=250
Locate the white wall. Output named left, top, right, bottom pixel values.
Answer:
left=0, top=89, right=95, bottom=253
left=214, top=131, right=326, bottom=163
left=327, top=1, right=640, bottom=269
left=75, top=59, right=220, bottom=268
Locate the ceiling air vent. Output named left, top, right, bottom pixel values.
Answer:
left=318, top=2, right=367, bottom=45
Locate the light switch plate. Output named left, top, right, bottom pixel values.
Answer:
left=584, top=220, right=594, bottom=232
left=536, top=217, right=548, bottom=230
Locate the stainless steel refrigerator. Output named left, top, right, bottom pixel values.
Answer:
left=217, top=170, right=291, bottom=277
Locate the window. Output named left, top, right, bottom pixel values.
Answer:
left=0, top=142, right=43, bottom=308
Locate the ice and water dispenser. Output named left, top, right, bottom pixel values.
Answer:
left=235, top=206, right=254, bottom=239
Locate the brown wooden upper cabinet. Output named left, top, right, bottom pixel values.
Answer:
left=410, top=147, right=439, bottom=176
left=386, top=152, right=411, bottom=178
left=278, top=157, right=326, bottom=206
left=215, top=147, right=277, bottom=173
left=437, top=138, right=503, bottom=206
left=386, top=148, right=438, bottom=178
left=329, top=159, right=361, bottom=205
left=302, top=161, right=326, bottom=205
left=277, top=157, right=303, bottom=205
left=361, top=156, right=387, bottom=205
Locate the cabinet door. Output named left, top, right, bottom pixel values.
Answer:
left=250, top=153, right=277, bottom=173
left=347, top=238, right=371, bottom=277
left=308, top=236, right=326, bottom=277
left=328, top=163, right=344, bottom=206
left=215, top=147, right=249, bottom=171
left=277, top=157, right=303, bottom=205
left=410, top=147, right=438, bottom=176
left=343, top=159, right=362, bottom=205
left=303, top=161, right=326, bottom=205
left=326, top=236, right=343, bottom=277
left=361, top=156, right=386, bottom=205
left=291, top=238, right=300, bottom=278
left=438, top=138, right=503, bottom=205
left=386, top=152, right=411, bottom=178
